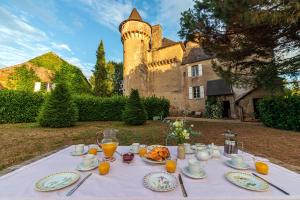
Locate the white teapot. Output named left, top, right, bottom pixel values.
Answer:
left=196, top=149, right=211, bottom=161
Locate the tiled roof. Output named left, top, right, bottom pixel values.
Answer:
left=161, top=38, right=177, bottom=47
left=206, top=79, right=233, bottom=96
left=182, top=47, right=213, bottom=64
left=128, top=8, right=142, bottom=21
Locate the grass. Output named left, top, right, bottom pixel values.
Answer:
left=0, top=120, right=299, bottom=173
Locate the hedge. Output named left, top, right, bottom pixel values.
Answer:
left=143, top=96, right=170, bottom=119
left=73, top=95, right=127, bottom=121
left=0, top=90, right=170, bottom=123
left=0, top=90, right=44, bottom=123
left=258, top=95, right=300, bottom=131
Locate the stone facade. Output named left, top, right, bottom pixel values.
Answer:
left=119, top=8, right=270, bottom=120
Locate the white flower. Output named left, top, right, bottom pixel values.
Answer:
left=182, top=130, right=189, bottom=140
left=190, top=124, right=194, bottom=127
left=173, top=121, right=181, bottom=128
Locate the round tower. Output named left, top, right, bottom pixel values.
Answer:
left=119, top=8, right=151, bottom=96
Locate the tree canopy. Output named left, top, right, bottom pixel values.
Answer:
left=179, top=0, right=300, bottom=88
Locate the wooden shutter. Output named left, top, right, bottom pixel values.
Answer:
left=198, top=64, right=203, bottom=76
left=188, top=66, right=192, bottom=77
left=188, top=87, right=193, bottom=99
left=200, top=86, right=204, bottom=98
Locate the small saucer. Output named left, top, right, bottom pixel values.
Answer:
left=225, top=160, right=250, bottom=170
left=129, top=149, right=139, bottom=154
left=185, top=149, right=195, bottom=154
left=181, top=166, right=207, bottom=179
left=71, top=150, right=88, bottom=156
left=76, top=160, right=99, bottom=171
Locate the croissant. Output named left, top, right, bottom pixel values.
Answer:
left=145, top=147, right=170, bottom=161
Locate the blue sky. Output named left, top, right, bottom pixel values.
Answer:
left=0, top=0, right=194, bottom=78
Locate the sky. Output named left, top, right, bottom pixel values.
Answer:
left=0, top=0, right=194, bottom=78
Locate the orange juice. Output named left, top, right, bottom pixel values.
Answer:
left=139, top=147, right=147, bottom=157
left=165, top=160, right=177, bottom=173
left=98, top=161, right=110, bottom=175
left=255, top=162, right=269, bottom=175
left=88, top=148, right=98, bottom=155
left=101, top=143, right=118, bottom=157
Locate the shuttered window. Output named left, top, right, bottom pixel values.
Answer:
left=188, top=87, right=193, bottom=99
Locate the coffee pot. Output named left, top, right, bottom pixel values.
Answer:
left=223, top=130, right=238, bottom=156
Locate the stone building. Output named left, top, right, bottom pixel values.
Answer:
left=119, top=8, right=272, bottom=121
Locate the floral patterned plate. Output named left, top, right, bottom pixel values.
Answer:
left=143, top=172, right=177, bottom=192
left=225, top=172, right=269, bottom=192
left=35, top=172, right=80, bottom=192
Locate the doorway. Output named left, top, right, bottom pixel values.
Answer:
left=253, top=98, right=262, bottom=119
left=222, top=101, right=231, bottom=118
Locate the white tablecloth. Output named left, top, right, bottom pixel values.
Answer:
left=0, top=146, right=299, bottom=200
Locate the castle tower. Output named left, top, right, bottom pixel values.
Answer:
left=119, top=8, right=151, bottom=95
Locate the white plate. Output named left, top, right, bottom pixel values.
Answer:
left=70, top=150, right=88, bottom=156
left=76, top=160, right=99, bottom=171
left=225, top=160, right=250, bottom=170
left=225, top=172, right=269, bottom=192
left=35, top=172, right=80, bottom=192
left=143, top=172, right=177, bottom=192
left=147, top=145, right=164, bottom=151
left=142, top=156, right=168, bottom=164
left=185, top=149, right=195, bottom=154
left=181, top=166, right=207, bottom=179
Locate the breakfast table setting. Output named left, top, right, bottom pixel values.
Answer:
left=0, top=125, right=300, bottom=200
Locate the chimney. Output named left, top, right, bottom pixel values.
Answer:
left=151, top=25, right=162, bottom=49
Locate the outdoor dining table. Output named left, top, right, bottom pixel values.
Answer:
left=0, top=145, right=300, bottom=200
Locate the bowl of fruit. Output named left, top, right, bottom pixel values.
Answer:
left=122, top=153, right=134, bottom=163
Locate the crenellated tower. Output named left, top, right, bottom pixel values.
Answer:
left=119, top=8, right=151, bottom=96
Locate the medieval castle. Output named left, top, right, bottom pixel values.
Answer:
left=119, top=8, right=271, bottom=120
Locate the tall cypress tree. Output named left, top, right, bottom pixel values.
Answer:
left=94, top=40, right=108, bottom=96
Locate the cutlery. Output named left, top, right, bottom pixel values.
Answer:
left=178, top=174, right=188, bottom=197
left=252, top=173, right=290, bottom=195
left=66, top=173, right=92, bottom=197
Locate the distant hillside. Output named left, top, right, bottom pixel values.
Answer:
left=0, top=52, right=92, bottom=94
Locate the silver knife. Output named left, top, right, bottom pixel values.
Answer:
left=66, top=173, right=92, bottom=197
left=178, top=174, right=188, bottom=197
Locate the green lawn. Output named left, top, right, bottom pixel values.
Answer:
left=0, top=120, right=299, bottom=173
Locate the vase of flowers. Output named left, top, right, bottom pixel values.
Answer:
left=166, top=119, right=200, bottom=159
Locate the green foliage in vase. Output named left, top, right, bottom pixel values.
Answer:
left=122, top=89, right=148, bottom=125
left=204, top=96, right=223, bottom=119
left=179, top=0, right=299, bottom=89
left=7, top=65, right=40, bottom=91
left=37, top=83, right=78, bottom=128
left=258, top=95, right=300, bottom=131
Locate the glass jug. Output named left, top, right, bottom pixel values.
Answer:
left=96, top=129, right=119, bottom=162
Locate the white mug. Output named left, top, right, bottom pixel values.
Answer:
left=231, top=155, right=244, bottom=166
left=184, top=143, right=191, bottom=152
left=130, top=143, right=140, bottom=153
left=75, top=144, right=84, bottom=153
left=188, top=159, right=202, bottom=175
left=83, top=154, right=97, bottom=167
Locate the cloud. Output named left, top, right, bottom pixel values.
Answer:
left=51, top=42, right=72, bottom=53
left=7, top=0, right=70, bottom=32
left=78, top=0, right=145, bottom=31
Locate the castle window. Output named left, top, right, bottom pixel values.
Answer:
left=189, top=85, right=205, bottom=99
left=193, top=86, right=200, bottom=98
left=192, top=65, right=199, bottom=77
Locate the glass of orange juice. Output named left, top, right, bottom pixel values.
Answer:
left=139, top=144, right=147, bottom=157
left=255, top=161, right=269, bottom=175
left=98, top=161, right=110, bottom=175
left=165, top=159, right=177, bottom=173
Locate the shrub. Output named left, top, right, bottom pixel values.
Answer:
left=0, top=90, right=44, bottom=123
left=37, top=83, right=78, bottom=128
left=204, top=97, right=223, bottom=119
left=258, top=95, right=300, bottom=131
left=122, top=89, right=148, bottom=125
left=143, top=96, right=170, bottom=120
left=73, top=95, right=127, bottom=121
